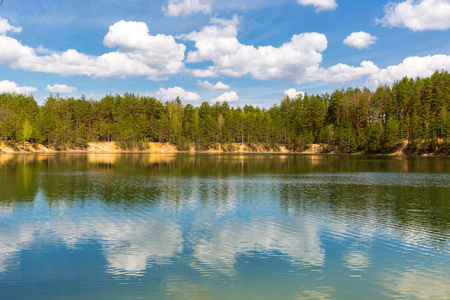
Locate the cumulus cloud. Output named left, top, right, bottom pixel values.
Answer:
left=163, top=0, right=213, bottom=16
left=180, top=16, right=450, bottom=87
left=308, top=54, right=450, bottom=88
left=343, top=31, right=377, bottom=49
left=379, top=0, right=450, bottom=31
left=1, top=17, right=449, bottom=93
left=103, top=20, right=185, bottom=74
left=155, top=86, right=201, bottom=101
left=297, top=0, right=338, bottom=11
left=313, top=55, right=450, bottom=88
left=35, top=45, right=58, bottom=55
left=210, top=91, right=239, bottom=103
left=197, top=80, right=230, bottom=91
left=284, top=88, right=305, bottom=99
left=318, top=61, right=379, bottom=83
left=0, top=80, right=38, bottom=94
left=46, top=84, right=77, bottom=93
left=180, top=16, right=328, bottom=84
left=0, top=18, right=186, bottom=80
left=304, top=54, right=450, bottom=88
left=366, top=54, right=450, bottom=87
left=0, top=18, right=22, bottom=35
left=192, top=69, right=217, bottom=78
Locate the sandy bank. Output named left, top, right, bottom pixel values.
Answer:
left=0, top=141, right=448, bottom=156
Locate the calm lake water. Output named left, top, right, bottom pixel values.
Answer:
left=0, top=154, right=449, bottom=299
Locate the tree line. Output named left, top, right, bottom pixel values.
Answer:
left=1, top=71, right=450, bottom=153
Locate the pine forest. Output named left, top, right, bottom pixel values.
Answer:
left=1, top=71, right=450, bottom=154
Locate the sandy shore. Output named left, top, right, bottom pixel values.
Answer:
left=0, top=141, right=448, bottom=156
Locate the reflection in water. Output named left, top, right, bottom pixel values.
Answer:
left=191, top=218, right=324, bottom=276
left=384, top=268, right=450, bottom=299
left=2, top=152, right=450, bottom=173
left=296, top=287, right=335, bottom=300
left=87, top=153, right=119, bottom=165
left=0, top=224, right=35, bottom=273
left=342, top=249, right=371, bottom=272
left=86, top=153, right=177, bottom=166
left=0, top=154, right=14, bottom=165
left=101, top=218, right=183, bottom=276
left=0, top=154, right=449, bottom=299
left=0, top=213, right=183, bottom=276
left=163, top=281, right=212, bottom=300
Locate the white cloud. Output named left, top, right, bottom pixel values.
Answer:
left=318, top=60, right=379, bottom=83
left=197, top=80, right=230, bottom=91
left=290, top=53, right=450, bottom=88
left=1, top=17, right=449, bottom=95
left=0, top=35, right=35, bottom=67
left=297, top=0, right=338, bottom=11
left=35, top=45, right=58, bottom=55
left=155, top=86, right=201, bottom=101
left=0, top=18, right=186, bottom=80
left=179, top=17, right=450, bottom=87
left=46, top=84, right=77, bottom=93
left=192, top=68, right=217, bottom=78
left=284, top=88, right=305, bottom=99
left=180, top=17, right=450, bottom=87
left=180, top=16, right=328, bottom=84
left=210, top=91, right=239, bottom=103
left=163, top=0, right=213, bottom=17
left=178, top=15, right=241, bottom=64
left=0, top=18, right=22, bottom=35
left=103, top=20, right=185, bottom=74
left=366, top=54, right=450, bottom=87
left=343, top=31, right=377, bottom=49
left=311, top=55, right=450, bottom=88
left=379, top=0, right=450, bottom=31
left=0, top=80, right=38, bottom=94
left=179, top=17, right=383, bottom=86
left=102, top=20, right=186, bottom=78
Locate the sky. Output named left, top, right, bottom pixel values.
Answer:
left=0, top=0, right=450, bottom=107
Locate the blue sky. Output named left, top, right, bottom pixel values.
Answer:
left=1, top=0, right=450, bottom=106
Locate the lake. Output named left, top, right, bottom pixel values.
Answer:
left=0, top=154, right=449, bottom=299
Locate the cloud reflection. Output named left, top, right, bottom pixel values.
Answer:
left=383, top=268, right=450, bottom=299
left=0, top=215, right=183, bottom=276
left=100, top=219, right=183, bottom=276
left=191, top=217, right=325, bottom=275
left=0, top=226, right=35, bottom=273
left=342, top=249, right=371, bottom=271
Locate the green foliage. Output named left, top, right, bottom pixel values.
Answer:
left=21, top=119, right=32, bottom=149
left=0, top=71, right=450, bottom=153
left=337, top=127, right=357, bottom=153
left=366, top=121, right=383, bottom=153
left=175, top=136, right=190, bottom=151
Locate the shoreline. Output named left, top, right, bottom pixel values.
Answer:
left=1, top=141, right=449, bottom=157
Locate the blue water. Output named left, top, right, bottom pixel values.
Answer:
left=0, top=154, right=449, bottom=299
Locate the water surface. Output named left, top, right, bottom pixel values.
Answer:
left=0, top=154, right=449, bottom=299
